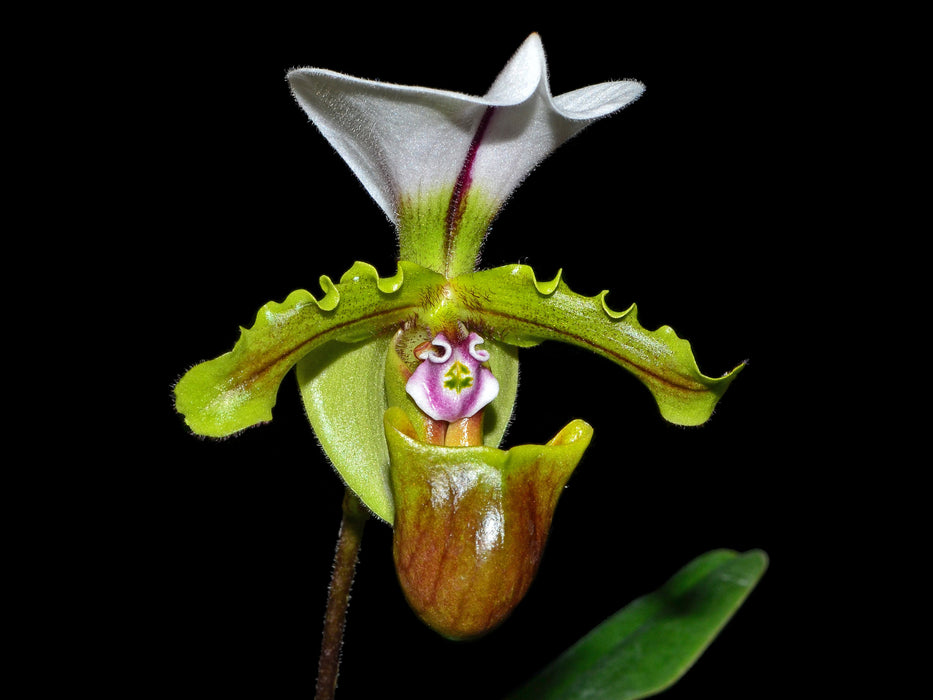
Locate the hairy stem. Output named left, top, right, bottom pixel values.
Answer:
left=315, top=489, right=369, bottom=700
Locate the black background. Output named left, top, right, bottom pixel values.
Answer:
left=116, top=7, right=837, bottom=698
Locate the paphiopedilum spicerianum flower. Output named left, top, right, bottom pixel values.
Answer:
left=174, top=34, right=744, bottom=639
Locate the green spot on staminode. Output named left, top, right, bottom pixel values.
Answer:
left=443, top=361, right=473, bottom=393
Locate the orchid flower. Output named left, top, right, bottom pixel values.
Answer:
left=174, top=34, right=744, bottom=643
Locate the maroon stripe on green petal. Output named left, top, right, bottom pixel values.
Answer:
left=175, top=261, right=450, bottom=438
left=236, top=304, right=420, bottom=393
left=476, top=307, right=713, bottom=397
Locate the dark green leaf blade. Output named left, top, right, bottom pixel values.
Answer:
left=507, top=549, right=768, bottom=700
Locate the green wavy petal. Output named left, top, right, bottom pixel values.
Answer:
left=452, top=265, right=744, bottom=426
left=174, top=261, right=444, bottom=437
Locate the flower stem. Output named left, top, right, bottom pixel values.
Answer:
left=315, top=489, right=369, bottom=700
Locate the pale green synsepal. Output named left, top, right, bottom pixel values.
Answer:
left=478, top=338, right=519, bottom=447
left=454, top=265, right=743, bottom=426
left=298, top=335, right=394, bottom=522
left=174, top=261, right=443, bottom=438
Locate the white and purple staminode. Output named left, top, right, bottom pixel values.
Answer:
left=405, top=332, right=500, bottom=423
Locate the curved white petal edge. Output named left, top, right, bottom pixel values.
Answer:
left=287, top=33, right=644, bottom=224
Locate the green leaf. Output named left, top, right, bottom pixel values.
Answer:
left=506, top=549, right=768, bottom=700
left=174, top=261, right=443, bottom=438
left=454, top=265, right=744, bottom=426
